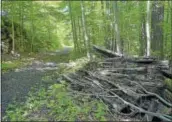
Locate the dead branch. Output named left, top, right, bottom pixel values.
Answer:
left=160, top=70, right=172, bottom=79
left=93, top=45, right=123, bottom=57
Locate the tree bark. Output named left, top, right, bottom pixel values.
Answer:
left=30, top=1, right=34, bottom=52
left=164, top=1, right=170, bottom=58
left=81, top=1, right=91, bottom=59
left=11, top=3, right=15, bottom=53
left=113, top=1, right=121, bottom=54
left=139, top=3, right=146, bottom=56
left=171, top=1, right=172, bottom=61
left=20, top=1, right=24, bottom=51
left=151, top=1, right=164, bottom=59
left=146, top=1, right=151, bottom=57
left=69, top=1, right=78, bottom=52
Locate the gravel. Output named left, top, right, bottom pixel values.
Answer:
left=1, top=61, right=59, bottom=117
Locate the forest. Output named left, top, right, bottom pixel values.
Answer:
left=1, top=1, right=172, bottom=121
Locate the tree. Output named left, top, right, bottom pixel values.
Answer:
left=2, top=1, right=171, bottom=60
left=30, top=1, right=35, bottom=52
left=81, top=1, right=91, bottom=59
left=139, top=2, right=146, bottom=56
left=164, top=1, right=170, bottom=58
left=171, top=1, right=172, bottom=61
left=68, top=1, right=79, bottom=53
left=145, top=1, right=151, bottom=57
left=11, top=2, right=15, bottom=54
left=151, top=1, right=164, bottom=59
left=113, top=1, right=121, bottom=54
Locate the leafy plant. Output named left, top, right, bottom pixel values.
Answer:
left=3, top=83, right=109, bottom=121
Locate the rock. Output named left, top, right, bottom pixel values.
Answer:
left=45, top=62, right=57, bottom=67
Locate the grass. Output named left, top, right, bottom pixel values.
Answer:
left=164, top=78, right=172, bottom=90
left=2, top=54, right=111, bottom=121
left=164, top=78, right=172, bottom=102
left=36, top=50, right=86, bottom=64
left=1, top=60, right=26, bottom=72
left=1, top=57, right=35, bottom=73
left=1, top=61, right=20, bottom=71
left=3, top=83, right=110, bottom=121
left=1, top=53, right=36, bottom=73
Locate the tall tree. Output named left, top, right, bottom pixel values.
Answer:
left=11, top=2, right=15, bottom=53
left=20, top=2, right=24, bottom=51
left=30, top=1, right=34, bottom=52
left=171, top=1, right=172, bottom=61
left=139, top=2, right=146, bottom=56
left=146, top=1, right=151, bottom=57
left=105, top=1, right=111, bottom=50
left=68, top=1, right=78, bottom=52
left=151, top=1, right=164, bottom=59
left=81, top=1, right=91, bottom=59
left=113, top=1, right=121, bottom=54
left=164, top=1, right=170, bottom=57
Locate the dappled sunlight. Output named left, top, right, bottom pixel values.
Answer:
left=1, top=1, right=172, bottom=121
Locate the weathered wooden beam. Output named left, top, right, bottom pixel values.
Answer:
left=93, top=45, right=123, bottom=57
left=160, top=70, right=172, bottom=79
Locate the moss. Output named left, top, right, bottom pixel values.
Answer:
left=1, top=61, right=22, bottom=72
left=1, top=57, right=34, bottom=73
left=164, top=78, right=172, bottom=90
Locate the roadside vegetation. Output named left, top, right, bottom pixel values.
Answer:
left=3, top=83, right=110, bottom=121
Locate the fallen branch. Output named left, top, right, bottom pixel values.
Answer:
left=160, top=70, right=172, bottom=79
left=109, top=91, right=171, bottom=121
left=127, top=79, right=172, bottom=107
left=93, top=45, right=123, bottom=57
left=98, top=67, right=147, bottom=74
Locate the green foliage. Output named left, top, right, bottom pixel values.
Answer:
left=2, top=1, right=172, bottom=58
left=1, top=61, right=20, bottom=72
left=3, top=83, right=109, bottom=121
left=1, top=58, right=31, bottom=72
left=1, top=1, right=70, bottom=53
left=164, top=78, right=172, bottom=90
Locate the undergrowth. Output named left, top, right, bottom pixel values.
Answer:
left=165, top=78, right=172, bottom=90
left=1, top=59, right=32, bottom=73
left=3, top=83, right=110, bottom=121
left=3, top=56, right=111, bottom=121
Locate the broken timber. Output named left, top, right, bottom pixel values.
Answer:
left=62, top=45, right=172, bottom=121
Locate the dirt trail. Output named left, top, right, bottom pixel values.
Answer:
left=1, top=47, right=73, bottom=118
left=1, top=61, right=59, bottom=117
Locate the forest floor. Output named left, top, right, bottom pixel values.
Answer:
left=1, top=60, right=58, bottom=117
left=2, top=47, right=109, bottom=121
left=2, top=50, right=111, bottom=121
left=1, top=47, right=74, bottom=118
left=2, top=47, right=172, bottom=121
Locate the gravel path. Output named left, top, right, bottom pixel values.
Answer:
left=1, top=47, right=73, bottom=118
left=1, top=60, right=59, bottom=117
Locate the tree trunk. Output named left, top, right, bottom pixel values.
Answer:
left=171, top=1, right=172, bottom=61
left=21, top=2, right=24, bottom=51
left=101, top=1, right=107, bottom=49
left=77, top=16, right=82, bottom=53
left=11, top=3, right=15, bottom=53
left=43, top=1, right=51, bottom=46
left=140, top=16, right=146, bottom=56
left=139, top=3, right=146, bottom=56
left=151, top=1, right=164, bottom=59
left=30, top=1, right=34, bottom=52
left=164, top=1, right=170, bottom=58
left=81, top=1, right=91, bottom=59
left=69, top=1, right=77, bottom=52
left=113, top=1, right=121, bottom=54
left=73, top=19, right=79, bottom=50
left=146, top=1, right=151, bottom=57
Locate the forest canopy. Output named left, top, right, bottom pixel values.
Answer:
left=1, top=1, right=172, bottom=60
left=1, top=1, right=172, bottom=121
